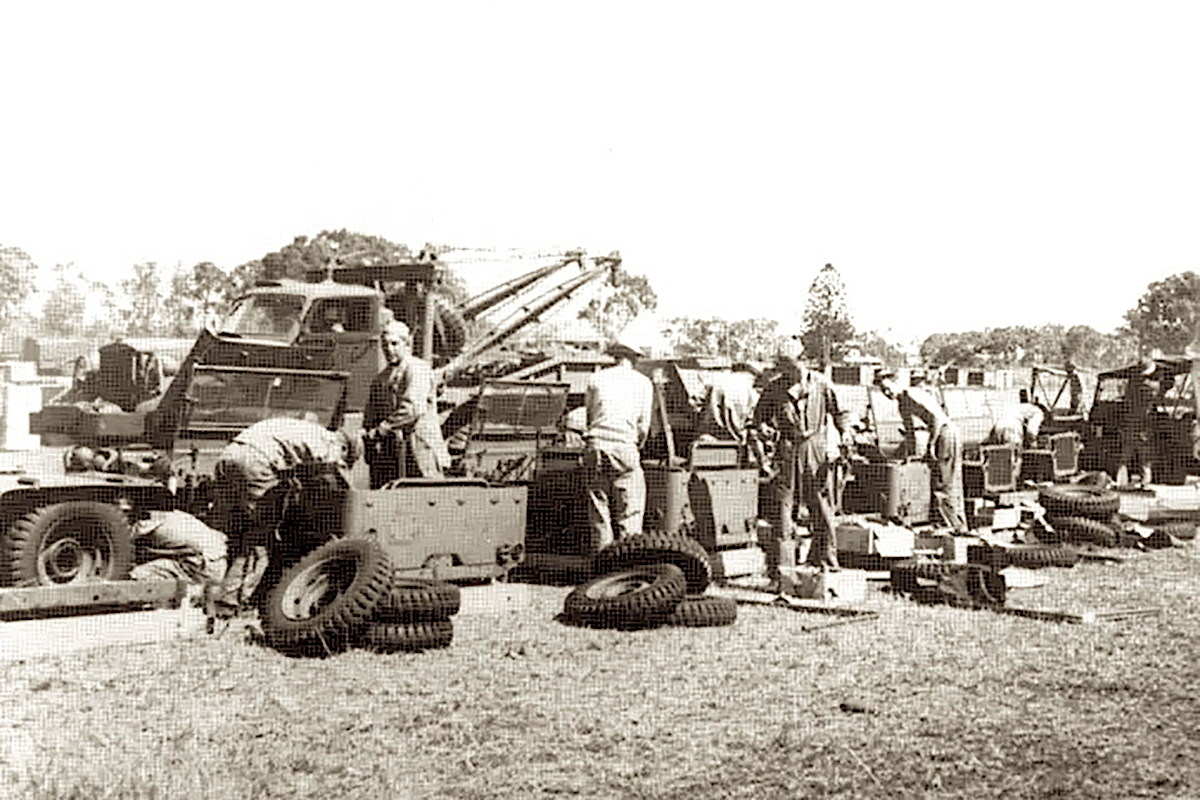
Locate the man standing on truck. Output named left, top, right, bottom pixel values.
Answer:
left=363, top=320, right=451, bottom=487
left=875, top=372, right=968, bottom=534
left=750, top=346, right=850, bottom=582
left=585, top=341, right=654, bottom=549
left=212, top=416, right=363, bottom=608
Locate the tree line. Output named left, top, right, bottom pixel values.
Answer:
left=1, top=237, right=1195, bottom=373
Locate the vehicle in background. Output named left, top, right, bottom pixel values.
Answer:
left=1082, top=355, right=1197, bottom=485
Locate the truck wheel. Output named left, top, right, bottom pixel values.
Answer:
left=363, top=620, right=454, bottom=653
left=563, top=563, right=687, bottom=629
left=1038, top=485, right=1120, bottom=520
left=1154, top=521, right=1197, bottom=541
left=2, top=502, right=133, bottom=587
left=664, top=594, right=737, bottom=627
left=261, top=539, right=393, bottom=654
left=1047, top=515, right=1119, bottom=548
left=375, top=576, right=461, bottom=621
left=594, top=532, right=713, bottom=594
left=1004, top=545, right=1080, bottom=569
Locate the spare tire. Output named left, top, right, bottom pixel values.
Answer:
left=1004, top=545, right=1080, bottom=569
left=563, top=563, right=687, bottom=629
left=375, top=576, right=461, bottom=622
left=1038, top=485, right=1120, bottom=520
left=594, top=532, right=713, bottom=594
left=1047, top=515, right=1119, bottom=548
left=2, top=502, right=133, bottom=587
left=261, top=538, right=393, bottom=654
left=664, top=594, right=738, bottom=627
left=363, top=620, right=454, bottom=653
left=1154, top=521, right=1198, bottom=541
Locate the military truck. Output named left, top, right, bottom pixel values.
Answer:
left=8, top=251, right=618, bottom=589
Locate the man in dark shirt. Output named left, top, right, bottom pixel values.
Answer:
left=363, top=320, right=450, bottom=486
left=750, top=349, right=850, bottom=581
left=1117, top=358, right=1156, bottom=485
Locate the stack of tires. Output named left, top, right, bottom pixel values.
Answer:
left=562, top=532, right=737, bottom=630
left=1037, top=485, right=1122, bottom=548
left=260, top=538, right=458, bottom=657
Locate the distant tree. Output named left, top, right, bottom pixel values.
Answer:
left=724, top=318, right=782, bottom=362
left=920, top=331, right=987, bottom=368
left=578, top=260, right=658, bottom=343
left=232, top=230, right=472, bottom=308
left=854, top=330, right=906, bottom=367
left=0, top=245, right=36, bottom=328
left=40, top=265, right=88, bottom=337
left=1123, top=271, right=1200, bottom=355
left=119, top=262, right=167, bottom=336
left=163, top=261, right=237, bottom=336
left=242, top=230, right=413, bottom=283
left=800, top=263, right=854, bottom=367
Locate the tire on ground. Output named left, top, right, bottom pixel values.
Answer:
left=1047, top=515, right=1119, bottom=548
left=1154, top=521, right=1198, bottom=541
left=2, top=501, right=134, bottom=587
left=363, top=620, right=454, bottom=653
left=261, top=538, right=393, bottom=654
left=1004, top=545, right=1080, bottom=569
left=1038, top=485, right=1120, bottom=520
left=594, top=532, right=713, bottom=594
left=664, top=594, right=738, bottom=627
left=563, top=563, right=687, bottom=629
left=375, top=575, right=461, bottom=621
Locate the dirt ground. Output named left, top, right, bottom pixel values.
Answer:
left=1, top=542, right=1198, bottom=799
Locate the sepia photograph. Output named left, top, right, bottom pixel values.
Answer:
left=1, top=2, right=1199, bottom=797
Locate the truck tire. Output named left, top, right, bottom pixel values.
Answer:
left=563, top=563, right=687, bottom=629
left=594, top=532, right=713, bottom=594
left=375, top=576, right=461, bottom=621
left=261, top=538, right=393, bottom=654
left=1038, top=485, right=1120, bottom=520
left=1154, top=521, right=1197, bottom=541
left=363, top=620, right=454, bottom=653
left=1047, top=515, right=1119, bottom=548
left=1004, top=545, right=1081, bottom=569
left=664, top=594, right=738, bottom=627
left=2, top=502, right=134, bottom=587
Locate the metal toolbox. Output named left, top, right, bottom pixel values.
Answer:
left=344, top=479, right=527, bottom=581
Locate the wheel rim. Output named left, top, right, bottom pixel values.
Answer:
left=38, top=520, right=111, bottom=584
left=280, top=556, right=357, bottom=621
left=586, top=573, right=656, bottom=600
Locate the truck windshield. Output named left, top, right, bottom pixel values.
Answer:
left=220, top=295, right=305, bottom=341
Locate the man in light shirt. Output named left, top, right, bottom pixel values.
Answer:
left=584, top=341, right=654, bottom=549
left=876, top=372, right=968, bottom=534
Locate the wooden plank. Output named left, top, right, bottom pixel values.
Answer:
left=0, top=606, right=207, bottom=661
left=0, top=579, right=184, bottom=620
left=996, top=605, right=1160, bottom=624
left=712, top=585, right=879, bottom=618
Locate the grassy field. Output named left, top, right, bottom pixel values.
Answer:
left=1, top=542, right=1198, bottom=800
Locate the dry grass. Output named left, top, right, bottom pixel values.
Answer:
left=2, top=543, right=1199, bottom=799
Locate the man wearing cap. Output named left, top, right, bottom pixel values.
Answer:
left=363, top=319, right=451, bottom=486
left=876, top=372, right=968, bottom=533
left=750, top=347, right=850, bottom=580
left=212, top=415, right=362, bottom=607
left=1116, top=358, right=1157, bottom=485
left=584, top=341, right=654, bottom=548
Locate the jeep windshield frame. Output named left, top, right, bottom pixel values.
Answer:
left=219, top=294, right=306, bottom=342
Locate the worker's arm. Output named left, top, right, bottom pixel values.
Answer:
left=636, top=379, right=653, bottom=448
left=380, top=363, right=425, bottom=431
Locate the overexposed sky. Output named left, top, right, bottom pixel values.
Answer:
left=2, top=2, right=1197, bottom=345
